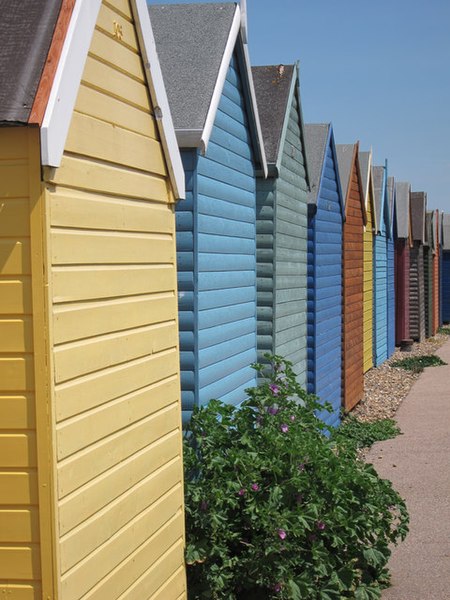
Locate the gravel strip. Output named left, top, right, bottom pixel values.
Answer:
left=352, top=329, right=450, bottom=423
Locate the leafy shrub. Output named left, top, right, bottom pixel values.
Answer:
left=184, top=356, right=409, bottom=599
left=438, top=326, right=450, bottom=335
left=391, top=354, right=446, bottom=373
left=331, top=416, right=401, bottom=453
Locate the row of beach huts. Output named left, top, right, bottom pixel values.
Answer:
left=1, top=1, right=450, bottom=598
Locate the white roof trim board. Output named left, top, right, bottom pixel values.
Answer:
left=41, top=0, right=102, bottom=168
left=40, top=0, right=185, bottom=200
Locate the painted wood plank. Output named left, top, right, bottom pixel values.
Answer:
left=0, top=357, right=34, bottom=392
left=0, top=547, right=40, bottom=580
left=89, top=28, right=145, bottom=83
left=0, top=583, right=41, bottom=600
left=0, top=199, right=30, bottom=237
left=0, top=509, right=39, bottom=543
left=0, top=472, right=38, bottom=505
left=0, top=433, right=37, bottom=468
left=0, top=318, right=33, bottom=353
left=0, top=395, right=35, bottom=429
left=0, top=164, right=29, bottom=199
left=96, top=3, right=139, bottom=51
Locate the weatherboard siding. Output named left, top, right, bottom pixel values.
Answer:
left=0, top=128, right=42, bottom=598
left=307, top=141, right=342, bottom=427
left=43, top=4, right=186, bottom=598
left=363, top=196, right=374, bottom=372
left=274, top=95, right=308, bottom=386
left=387, top=233, right=395, bottom=356
left=196, top=53, right=257, bottom=409
left=342, top=166, right=364, bottom=411
left=433, top=216, right=440, bottom=334
left=410, top=243, right=426, bottom=341
left=424, top=246, right=432, bottom=338
left=442, top=251, right=450, bottom=323
left=395, top=239, right=411, bottom=345
left=374, top=205, right=388, bottom=366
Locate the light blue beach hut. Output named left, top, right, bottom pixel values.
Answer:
left=304, top=124, right=344, bottom=427
left=150, top=2, right=267, bottom=421
left=252, top=64, right=309, bottom=387
left=387, top=176, right=396, bottom=356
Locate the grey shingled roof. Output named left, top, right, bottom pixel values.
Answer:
left=0, top=0, right=62, bottom=123
left=410, top=192, right=427, bottom=243
left=335, top=144, right=356, bottom=208
left=372, top=166, right=386, bottom=233
left=358, top=151, right=370, bottom=207
left=252, top=65, right=295, bottom=165
left=394, top=182, right=411, bottom=239
left=304, top=124, right=329, bottom=205
left=149, top=3, right=237, bottom=133
left=424, top=211, right=432, bottom=248
left=442, top=213, right=450, bottom=250
left=387, top=176, right=395, bottom=226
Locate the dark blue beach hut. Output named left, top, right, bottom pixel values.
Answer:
left=304, top=124, right=344, bottom=427
left=372, top=163, right=390, bottom=366
left=441, top=214, right=450, bottom=323
left=150, top=3, right=267, bottom=421
left=387, top=176, right=396, bottom=357
left=252, top=64, right=309, bottom=387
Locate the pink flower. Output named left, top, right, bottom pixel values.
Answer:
left=290, top=414, right=296, bottom=422
left=280, top=424, right=289, bottom=433
left=274, top=582, right=282, bottom=593
left=251, top=483, right=260, bottom=492
left=238, top=488, right=246, bottom=496
left=298, top=462, right=306, bottom=472
left=317, top=520, right=326, bottom=531
left=269, top=383, right=280, bottom=396
left=277, top=528, right=287, bottom=540
left=268, top=405, right=279, bottom=415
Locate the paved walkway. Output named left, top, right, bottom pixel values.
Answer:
left=366, top=338, right=450, bottom=600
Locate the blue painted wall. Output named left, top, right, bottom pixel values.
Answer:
left=387, top=229, right=396, bottom=357
left=177, top=53, right=257, bottom=422
left=307, top=134, right=343, bottom=428
left=374, top=186, right=389, bottom=366
left=442, top=251, right=450, bottom=323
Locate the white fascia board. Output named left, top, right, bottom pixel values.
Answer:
left=242, top=41, right=268, bottom=178
left=132, top=0, right=185, bottom=200
left=240, top=0, right=248, bottom=44
left=201, top=5, right=241, bottom=154
left=176, top=129, right=203, bottom=148
left=41, top=0, right=102, bottom=167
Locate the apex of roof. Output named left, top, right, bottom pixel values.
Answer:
left=358, top=151, right=371, bottom=205
left=394, top=181, right=411, bottom=239
left=410, top=191, right=427, bottom=243
left=0, top=0, right=63, bottom=123
left=442, top=213, right=450, bottom=250
left=372, top=165, right=387, bottom=233
left=149, top=2, right=267, bottom=174
left=252, top=64, right=295, bottom=166
left=304, top=123, right=330, bottom=205
left=335, top=143, right=357, bottom=208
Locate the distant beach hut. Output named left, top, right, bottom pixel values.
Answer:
left=359, top=151, right=376, bottom=372
left=394, top=182, right=412, bottom=346
left=0, top=1, right=187, bottom=596
left=386, top=176, right=396, bottom=357
left=150, top=2, right=267, bottom=421
left=432, top=210, right=440, bottom=334
left=305, top=123, right=344, bottom=427
left=336, top=143, right=366, bottom=411
left=410, top=192, right=427, bottom=341
left=252, top=64, right=309, bottom=386
left=372, top=164, right=391, bottom=365
left=442, top=214, right=450, bottom=323
left=424, top=211, right=434, bottom=338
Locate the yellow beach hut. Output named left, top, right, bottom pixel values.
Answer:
left=359, top=150, right=376, bottom=373
left=0, top=1, right=186, bottom=598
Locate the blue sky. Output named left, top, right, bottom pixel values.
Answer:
left=151, top=0, right=450, bottom=211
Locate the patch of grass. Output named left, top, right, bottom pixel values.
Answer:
left=438, top=326, right=450, bottom=335
left=391, top=354, right=447, bottom=373
left=332, top=415, right=401, bottom=452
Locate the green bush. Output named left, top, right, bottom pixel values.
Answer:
left=331, top=416, right=401, bottom=453
left=391, top=354, right=446, bottom=373
left=184, top=356, right=409, bottom=599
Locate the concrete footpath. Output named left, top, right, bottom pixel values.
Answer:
left=366, top=338, right=450, bottom=600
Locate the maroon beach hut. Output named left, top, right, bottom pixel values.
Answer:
left=394, top=182, right=412, bottom=346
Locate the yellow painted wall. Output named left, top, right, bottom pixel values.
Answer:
left=363, top=189, right=374, bottom=373
left=0, top=128, right=43, bottom=599
left=40, top=2, right=187, bottom=598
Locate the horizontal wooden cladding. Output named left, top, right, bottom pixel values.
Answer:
left=0, top=199, right=30, bottom=237
left=0, top=471, right=38, bottom=505
left=53, top=293, right=176, bottom=344
left=0, top=239, right=31, bottom=274
left=0, top=508, right=39, bottom=543
left=103, top=0, right=133, bottom=21
left=0, top=163, right=29, bottom=199
left=89, top=26, right=144, bottom=84
left=45, top=155, right=169, bottom=203
left=0, top=582, right=41, bottom=599
left=52, top=265, right=175, bottom=303
left=0, top=432, right=37, bottom=468
left=57, top=402, right=180, bottom=498
left=56, top=375, right=179, bottom=458
left=55, top=347, right=179, bottom=422
left=59, top=429, right=180, bottom=536
left=96, top=2, right=138, bottom=52
left=152, top=566, right=186, bottom=600
left=60, top=488, right=183, bottom=599
left=65, top=112, right=166, bottom=176
left=59, top=457, right=182, bottom=572
left=51, top=229, right=173, bottom=266
left=0, top=319, right=33, bottom=353
left=0, top=278, right=32, bottom=314
left=0, top=395, right=35, bottom=429
left=0, top=128, right=29, bottom=160
left=0, top=357, right=34, bottom=392
left=49, top=187, right=173, bottom=232
left=0, top=545, right=41, bottom=580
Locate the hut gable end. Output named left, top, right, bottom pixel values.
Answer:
left=42, top=2, right=186, bottom=596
